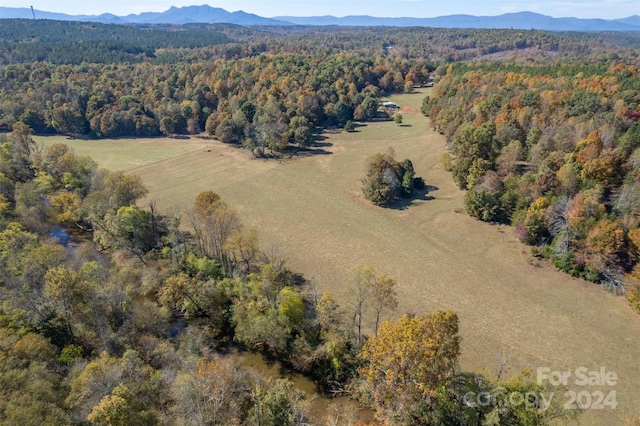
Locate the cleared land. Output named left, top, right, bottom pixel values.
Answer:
left=36, top=90, right=640, bottom=424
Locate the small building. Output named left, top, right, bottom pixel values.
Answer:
left=382, top=101, right=399, bottom=110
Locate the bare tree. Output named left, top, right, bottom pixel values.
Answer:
left=371, top=273, right=398, bottom=335
left=615, top=180, right=640, bottom=216
left=548, top=196, right=572, bottom=258
left=344, top=265, right=374, bottom=345
left=224, top=227, right=260, bottom=276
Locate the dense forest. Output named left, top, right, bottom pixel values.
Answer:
left=423, top=58, right=640, bottom=306
left=1, top=17, right=640, bottom=425
left=0, top=50, right=427, bottom=154
left=2, top=19, right=639, bottom=156
left=0, top=20, right=235, bottom=64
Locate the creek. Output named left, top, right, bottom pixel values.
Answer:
left=239, top=351, right=374, bottom=424
left=49, top=224, right=94, bottom=247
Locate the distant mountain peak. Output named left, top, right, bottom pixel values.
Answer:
left=276, top=10, right=640, bottom=31
left=0, top=5, right=638, bottom=31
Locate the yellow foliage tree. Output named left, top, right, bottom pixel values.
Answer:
left=358, top=311, right=460, bottom=424
left=88, top=392, right=129, bottom=426
left=586, top=219, right=625, bottom=258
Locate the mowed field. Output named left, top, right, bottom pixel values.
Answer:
left=36, top=90, right=640, bottom=424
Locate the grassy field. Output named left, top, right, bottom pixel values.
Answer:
left=35, top=90, right=640, bottom=424
left=33, top=136, right=210, bottom=171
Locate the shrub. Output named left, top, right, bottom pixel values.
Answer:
left=439, top=152, right=453, bottom=171
left=515, top=222, right=533, bottom=244
left=627, top=285, right=640, bottom=313
left=464, top=189, right=503, bottom=222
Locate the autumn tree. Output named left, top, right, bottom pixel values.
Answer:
left=224, top=262, right=305, bottom=354
left=88, top=378, right=159, bottom=426
left=251, top=378, right=309, bottom=426
left=358, top=311, right=460, bottom=424
left=224, top=227, right=260, bottom=275
left=585, top=219, right=625, bottom=269
left=627, top=285, right=640, bottom=313
left=169, top=356, right=256, bottom=425
left=0, top=329, right=68, bottom=425
left=3, top=122, right=38, bottom=183
left=496, top=140, right=523, bottom=176
left=42, top=143, right=97, bottom=193
left=95, top=205, right=158, bottom=264
left=464, top=171, right=505, bottom=222
left=44, top=265, right=89, bottom=341
left=66, top=352, right=124, bottom=423
left=344, top=265, right=399, bottom=344
left=80, top=170, right=148, bottom=232
left=254, top=96, right=289, bottom=155
left=289, top=116, right=313, bottom=148
left=189, top=190, right=241, bottom=276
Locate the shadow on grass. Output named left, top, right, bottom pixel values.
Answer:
left=314, top=141, right=332, bottom=147
left=388, top=184, right=438, bottom=210
left=399, top=90, right=426, bottom=95
left=313, top=133, right=329, bottom=142
left=285, top=146, right=332, bottom=157
left=277, top=136, right=334, bottom=157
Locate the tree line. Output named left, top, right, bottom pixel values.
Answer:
left=0, top=53, right=431, bottom=156
left=4, top=19, right=637, bottom=66
left=2, top=19, right=638, bottom=157
left=423, top=58, right=640, bottom=308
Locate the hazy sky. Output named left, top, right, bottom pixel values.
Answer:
left=3, top=1, right=638, bottom=20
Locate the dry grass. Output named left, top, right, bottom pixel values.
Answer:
left=35, top=91, right=640, bottom=424
left=34, top=135, right=209, bottom=171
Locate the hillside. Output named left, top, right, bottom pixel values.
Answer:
left=277, top=12, right=640, bottom=31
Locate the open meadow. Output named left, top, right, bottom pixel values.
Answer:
left=36, top=90, right=640, bottom=424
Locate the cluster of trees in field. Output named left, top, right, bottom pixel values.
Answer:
left=361, top=148, right=425, bottom=206
left=0, top=125, right=576, bottom=425
left=423, top=59, right=640, bottom=306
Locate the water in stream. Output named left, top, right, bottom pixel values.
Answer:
left=50, top=224, right=72, bottom=246
left=240, top=351, right=375, bottom=424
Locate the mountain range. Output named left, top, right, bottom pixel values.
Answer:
left=1, top=5, right=639, bottom=31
